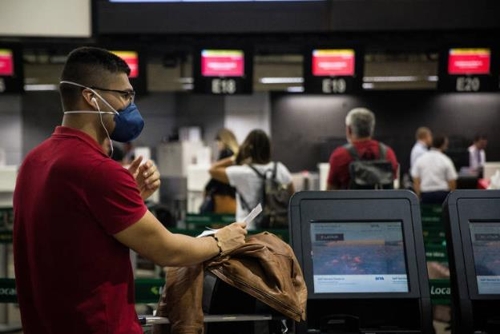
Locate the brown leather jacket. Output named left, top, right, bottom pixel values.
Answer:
left=153, top=232, right=307, bottom=334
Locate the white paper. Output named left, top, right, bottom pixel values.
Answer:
left=243, top=203, right=262, bottom=224
left=196, top=229, right=218, bottom=238
left=196, top=203, right=262, bottom=238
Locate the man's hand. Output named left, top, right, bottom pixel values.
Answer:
left=214, top=222, right=247, bottom=256
left=128, top=156, right=161, bottom=200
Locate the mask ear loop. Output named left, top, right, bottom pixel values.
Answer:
left=60, top=81, right=116, bottom=158
left=93, top=95, right=114, bottom=158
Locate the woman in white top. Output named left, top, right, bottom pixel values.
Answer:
left=209, top=129, right=295, bottom=230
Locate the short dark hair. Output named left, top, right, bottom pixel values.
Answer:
left=473, top=134, right=487, bottom=142
left=236, top=129, right=271, bottom=164
left=60, top=47, right=131, bottom=108
left=432, top=135, right=447, bottom=149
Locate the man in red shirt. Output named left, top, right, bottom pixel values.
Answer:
left=327, top=108, right=399, bottom=190
left=13, top=47, right=247, bottom=334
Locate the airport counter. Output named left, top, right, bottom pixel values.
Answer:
left=0, top=208, right=451, bottom=332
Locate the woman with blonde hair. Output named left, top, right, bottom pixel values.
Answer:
left=215, top=128, right=239, bottom=160
left=200, top=128, right=239, bottom=214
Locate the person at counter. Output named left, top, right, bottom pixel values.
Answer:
left=411, top=134, right=458, bottom=204
left=410, top=126, right=432, bottom=170
left=13, top=46, right=247, bottom=334
left=468, top=134, right=488, bottom=176
left=326, top=107, right=399, bottom=190
left=200, top=128, right=239, bottom=214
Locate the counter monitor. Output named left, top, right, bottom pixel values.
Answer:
left=312, top=49, right=355, bottom=77
left=0, top=49, right=14, bottom=77
left=448, top=48, right=491, bottom=75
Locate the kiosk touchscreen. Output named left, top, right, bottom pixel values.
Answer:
left=289, top=190, right=432, bottom=334
left=443, top=190, right=500, bottom=334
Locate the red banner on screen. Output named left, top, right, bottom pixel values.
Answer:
left=201, top=50, right=244, bottom=77
left=0, top=49, right=14, bottom=76
left=312, top=49, right=355, bottom=77
left=112, top=51, right=139, bottom=78
left=448, top=49, right=490, bottom=75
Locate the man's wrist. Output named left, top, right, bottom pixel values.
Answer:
left=211, top=234, right=223, bottom=257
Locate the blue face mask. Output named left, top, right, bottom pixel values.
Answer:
left=111, top=102, right=144, bottom=142
left=60, top=80, right=144, bottom=143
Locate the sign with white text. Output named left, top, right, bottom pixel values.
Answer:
left=193, top=48, right=253, bottom=95
left=304, top=47, right=362, bottom=94
left=439, top=47, right=498, bottom=92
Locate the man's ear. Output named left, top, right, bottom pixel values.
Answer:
left=82, top=89, right=97, bottom=108
left=346, top=125, right=353, bottom=137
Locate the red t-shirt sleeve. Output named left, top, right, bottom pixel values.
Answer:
left=385, top=147, right=399, bottom=178
left=327, top=147, right=350, bottom=188
left=85, top=160, right=148, bottom=235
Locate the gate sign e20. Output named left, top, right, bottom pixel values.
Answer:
left=439, top=48, right=498, bottom=93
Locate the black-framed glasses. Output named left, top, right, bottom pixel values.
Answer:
left=90, top=86, right=136, bottom=101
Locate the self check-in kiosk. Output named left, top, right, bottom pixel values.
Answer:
left=443, top=190, right=500, bottom=334
left=289, top=190, right=433, bottom=334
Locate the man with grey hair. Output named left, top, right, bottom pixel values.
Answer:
left=327, top=107, right=399, bottom=190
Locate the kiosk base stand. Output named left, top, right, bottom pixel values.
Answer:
left=320, top=314, right=359, bottom=334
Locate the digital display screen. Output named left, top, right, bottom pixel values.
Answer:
left=112, top=51, right=139, bottom=78
left=469, top=222, right=500, bottom=294
left=0, top=49, right=14, bottom=76
left=312, top=49, right=355, bottom=77
left=448, top=48, right=491, bottom=75
left=310, top=222, right=408, bottom=293
left=201, top=50, right=244, bottom=77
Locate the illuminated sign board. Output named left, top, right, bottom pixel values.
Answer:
left=448, top=49, right=490, bottom=75
left=201, top=50, right=244, bottom=77
left=0, top=50, right=14, bottom=77
left=193, top=48, right=253, bottom=95
left=109, top=50, right=147, bottom=94
left=439, top=47, right=498, bottom=93
left=112, top=51, right=139, bottom=78
left=312, top=49, right=355, bottom=77
left=0, top=45, right=23, bottom=94
left=304, top=48, right=362, bottom=94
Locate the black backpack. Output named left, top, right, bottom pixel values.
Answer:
left=345, top=142, right=394, bottom=189
left=240, top=163, right=291, bottom=229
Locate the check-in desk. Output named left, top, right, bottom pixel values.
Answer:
left=0, top=166, right=21, bottom=331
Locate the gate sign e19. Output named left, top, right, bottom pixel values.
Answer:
left=304, top=48, right=362, bottom=94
